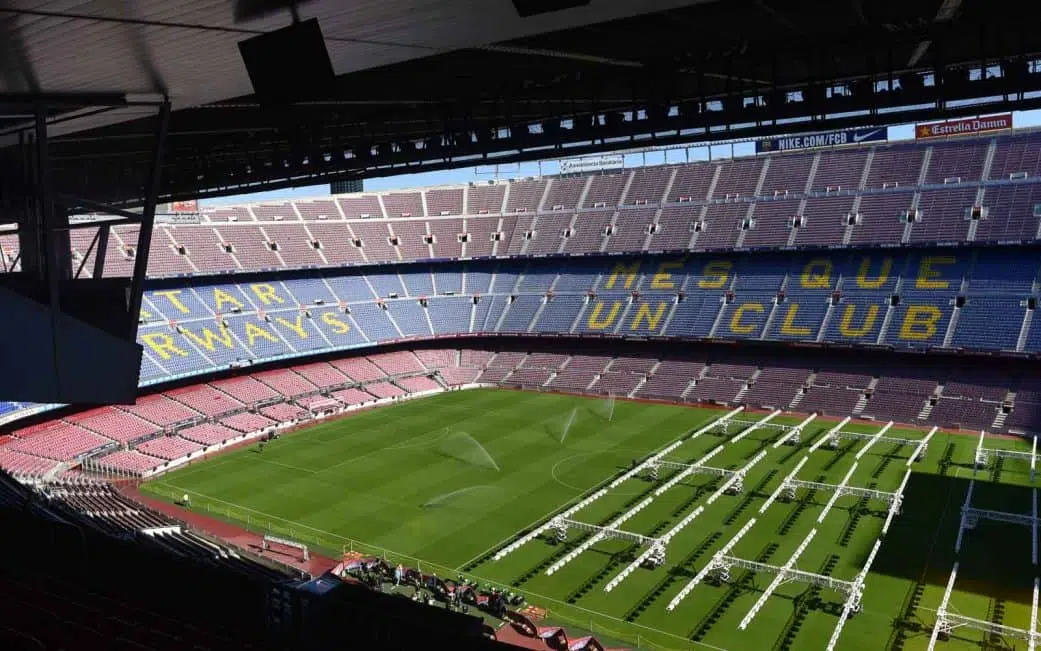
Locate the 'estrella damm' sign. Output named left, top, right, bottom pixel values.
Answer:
left=915, top=114, right=1012, bottom=139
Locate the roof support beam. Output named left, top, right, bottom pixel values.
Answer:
left=127, top=101, right=170, bottom=339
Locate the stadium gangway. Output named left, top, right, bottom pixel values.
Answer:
left=772, top=413, right=818, bottom=448
left=494, top=408, right=742, bottom=562
left=974, top=432, right=1039, bottom=482
left=928, top=563, right=1041, bottom=651
left=666, top=517, right=758, bottom=611
left=826, top=539, right=883, bottom=651
left=956, top=480, right=1040, bottom=563
left=738, top=528, right=819, bottom=630
left=603, top=450, right=769, bottom=593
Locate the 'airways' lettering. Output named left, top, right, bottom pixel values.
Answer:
left=251, top=283, right=285, bottom=306
left=321, top=312, right=351, bottom=335
left=244, top=321, right=279, bottom=347
left=213, top=288, right=244, bottom=312
left=182, top=326, right=235, bottom=352
left=153, top=290, right=189, bottom=314
left=275, top=313, right=309, bottom=340
left=140, top=332, right=189, bottom=360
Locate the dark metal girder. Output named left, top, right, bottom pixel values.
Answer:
left=59, top=90, right=1041, bottom=208
left=56, top=195, right=143, bottom=221
left=126, top=102, right=169, bottom=337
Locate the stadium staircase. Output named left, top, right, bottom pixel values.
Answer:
left=875, top=303, right=897, bottom=345
left=992, top=397, right=1011, bottom=430
left=628, top=376, right=646, bottom=398
left=788, top=374, right=812, bottom=410
left=735, top=369, right=761, bottom=403
left=853, top=379, right=878, bottom=415
left=942, top=308, right=961, bottom=348
left=758, top=298, right=782, bottom=341
left=526, top=297, right=548, bottom=333
left=568, top=298, right=590, bottom=333
left=917, top=384, right=941, bottom=420
left=575, top=176, right=594, bottom=212
left=1017, top=310, right=1034, bottom=352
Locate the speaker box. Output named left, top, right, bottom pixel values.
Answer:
left=238, top=19, right=334, bottom=104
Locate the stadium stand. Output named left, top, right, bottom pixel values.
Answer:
left=4, top=131, right=1041, bottom=516
left=12, top=130, right=1041, bottom=287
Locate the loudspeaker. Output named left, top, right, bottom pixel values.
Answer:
left=511, top=0, right=590, bottom=18
left=238, top=19, right=334, bottom=104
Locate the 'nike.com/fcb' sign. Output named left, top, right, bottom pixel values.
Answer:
left=755, top=127, right=888, bottom=153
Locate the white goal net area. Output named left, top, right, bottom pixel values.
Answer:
left=262, top=535, right=310, bottom=561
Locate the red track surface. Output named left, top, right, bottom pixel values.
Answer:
left=123, top=484, right=339, bottom=576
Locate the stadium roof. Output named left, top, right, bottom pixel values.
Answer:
left=0, top=0, right=703, bottom=137
left=4, top=0, right=1041, bottom=205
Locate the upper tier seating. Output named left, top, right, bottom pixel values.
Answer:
left=121, top=248, right=1041, bottom=389
left=27, top=131, right=1041, bottom=282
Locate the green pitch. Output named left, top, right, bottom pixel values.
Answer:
left=143, top=389, right=1040, bottom=651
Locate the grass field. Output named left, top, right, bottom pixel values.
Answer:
left=143, top=389, right=1041, bottom=651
